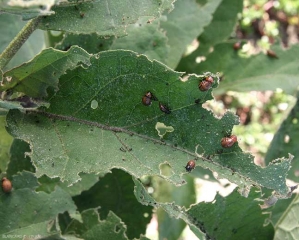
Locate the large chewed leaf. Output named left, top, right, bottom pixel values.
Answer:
left=176, top=0, right=243, bottom=71
left=161, top=0, right=222, bottom=68
left=265, top=94, right=299, bottom=181
left=274, top=194, right=299, bottom=240
left=6, top=50, right=291, bottom=196
left=0, top=46, right=90, bottom=98
left=183, top=43, right=299, bottom=95
left=73, top=169, right=152, bottom=239
left=0, top=171, right=77, bottom=237
left=134, top=178, right=274, bottom=239
left=0, top=0, right=58, bottom=20
left=38, top=0, right=174, bottom=36
left=0, top=13, right=45, bottom=71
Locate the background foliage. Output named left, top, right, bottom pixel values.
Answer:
left=0, top=0, right=299, bottom=239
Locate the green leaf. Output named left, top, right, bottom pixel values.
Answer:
left=177, top=0, right=243, bottom=71
left=110, top=17, right=169, bottom=64
left=5, top=50, right=291, bottom=196
left=0, top=116, right=13, bottom=172
left=161, top=0, right=221, bottom=68
left=187, top=189, right=274, bottom=239
left=0, top=172, right=77, bottom=237
left=55, top=33, right=115, bottom=53
left=0, top=0, right=57, bottom=20
left=274, top=194, right=299, bottom=240
left=265, top=95, right=299, bottom=181
left=38, top=0, right=175, bottom=36
left=12, top=170, right=39, bottom=190
left=0, top=46, right=91, bottom=98
left=6, top=139, right=35, bottom=178
left=56, top=17, right=169, bottom=64
left=134, top=178, right=274, bottom=239
left=182, top=43, right=299, bottom=95
left=73, top=169, right=152, bottom=239
left=268, top=195, right=295, bottom=227
left=64, top=209, right=130, bottom=240
left=37, top=173, right=99, bottom=197
left=0, top=13, right=45, bottom=71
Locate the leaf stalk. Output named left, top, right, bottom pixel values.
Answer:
left=0, top=17, right=41, bottom=71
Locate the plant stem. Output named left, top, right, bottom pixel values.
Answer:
left=0, top=17, right=41, bottom=70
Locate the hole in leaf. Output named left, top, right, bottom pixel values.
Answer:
left=284, top=134, right=290, bottom=143
left=91, top=100, right=98, bottom=109
left=159, top=162, right=173, bottom=177
left=114, top=224, right=121, bottom=233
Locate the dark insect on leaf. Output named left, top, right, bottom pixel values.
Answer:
left=159, top=102, right=171, bottom=114
left=185, top=160, right=196, bottom=172
left=233, top=42, right=241, bottom=50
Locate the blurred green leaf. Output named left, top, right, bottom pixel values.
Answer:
left=110, top=17, right=169, bottom=64
left=0, top=46, right=91, bottom=98
left=265, top=94, right=299, bottom=181
left=181, top=43, right=299, bottom=95
left=161, top=0, right=222, bottom=68
left=154, top=172, right=196, bottom=240
left=0, top=0, right=57, bottom=20
left=0, top=172, right=77, bottom=237
left=0, top=116, right=13, bottom=172
left=65, top=208, right=142, bottom=240
left=134, top=177, right=274, bottom=239
left=0, top=13, right=45, bottom=71
left=56, top=17, right=169, bottom=63
left=177, top=0, right=243, bottom=71
left=274, top=194, right=299, bottom=240
left=38, top=0, right=174, bottom=36
left=268, top=195, right=295, bottom=227
left=73, top=169, right=152, bottom=239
